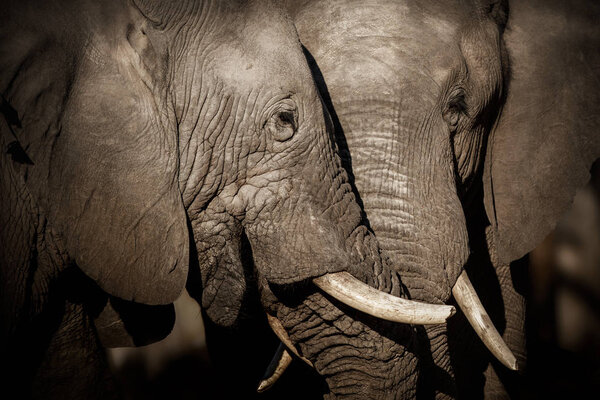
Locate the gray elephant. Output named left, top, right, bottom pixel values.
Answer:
left=275, top=0, right=600, bottom=398
left=0, top=0, right=457, bottom=399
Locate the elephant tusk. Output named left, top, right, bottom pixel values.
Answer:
left=452, top=270, right=519, bottom=371
left=266, top=314, right=313, bottom=368
left=257, top=343, right=293, bottom=393
left=313, top=272, right=456, bottom=324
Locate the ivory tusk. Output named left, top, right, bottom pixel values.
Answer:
left=257, top=343, right=293, bottom=393
left=313, top=272, right=456, bottom=325
left=452, top=270, right=519, bottom=371
left=266, top=314, right=313, bottom=367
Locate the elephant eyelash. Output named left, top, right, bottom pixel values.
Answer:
left=275, top=110, right=296, bottom=129
left=448, top=89, right=467, bottom=111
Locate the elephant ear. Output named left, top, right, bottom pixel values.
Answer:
left=483, top=0, right=600, bottom=265
left=0, top=1, right=188, bottom=304
left=95, top=298, right=176, bottom=348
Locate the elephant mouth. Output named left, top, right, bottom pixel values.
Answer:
left=257, top=270, right=518, bottom=392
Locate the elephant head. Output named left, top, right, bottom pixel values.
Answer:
left=287, top=0, right=600, bottom=398
left=0, top=0, right=454, bottom=398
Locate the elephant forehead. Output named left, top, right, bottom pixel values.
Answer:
left=296, top=0, right=465, bottom=94
left=207, top=2, right=308, bottom=86
left=213, top=19, right=314, bottom=100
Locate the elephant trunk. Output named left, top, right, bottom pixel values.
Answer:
left=333, top=99, right=468, bottom=397
left=336, top=99, right=518, bottom=392
left=338, top=99, right=471, bottom=304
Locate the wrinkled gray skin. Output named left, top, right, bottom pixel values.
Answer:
left=287, top=0, right=600, bottom=398
left=0, top=0, right=421, bottom=399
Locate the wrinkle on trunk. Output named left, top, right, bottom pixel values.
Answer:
left=336, top=100, right=470, bottom=304
left=328, top=99, right=470, bottom=399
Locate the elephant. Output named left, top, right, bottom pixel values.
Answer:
left=0, top=0, right=460, bottom=398
left=272, top=0, right=600, bottom=398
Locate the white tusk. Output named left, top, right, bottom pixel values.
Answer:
left=452, top=270, right=519, bottom=371
left=266, top=314, right=313, bottom=368
left=257, top=343, right=293, bottom=393
left=313, top=272, right=456, bottom=324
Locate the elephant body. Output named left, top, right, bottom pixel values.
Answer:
left=288, top=0, right=600, bottom=398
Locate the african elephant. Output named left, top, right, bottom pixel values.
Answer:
left=0, top=0, right=456, bottom=399
left=282, top=0, right=600, bottom=398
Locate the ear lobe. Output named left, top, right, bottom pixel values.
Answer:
left=483, top=0, right=600, bottom=265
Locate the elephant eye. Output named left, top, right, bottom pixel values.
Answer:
left=443, top=91, right=467, bottom=132
left=443, top=106, right=460, bottom=129
left=277, top=111, right=295, bottom=126
left=265, top=108, right=297, bottom=142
